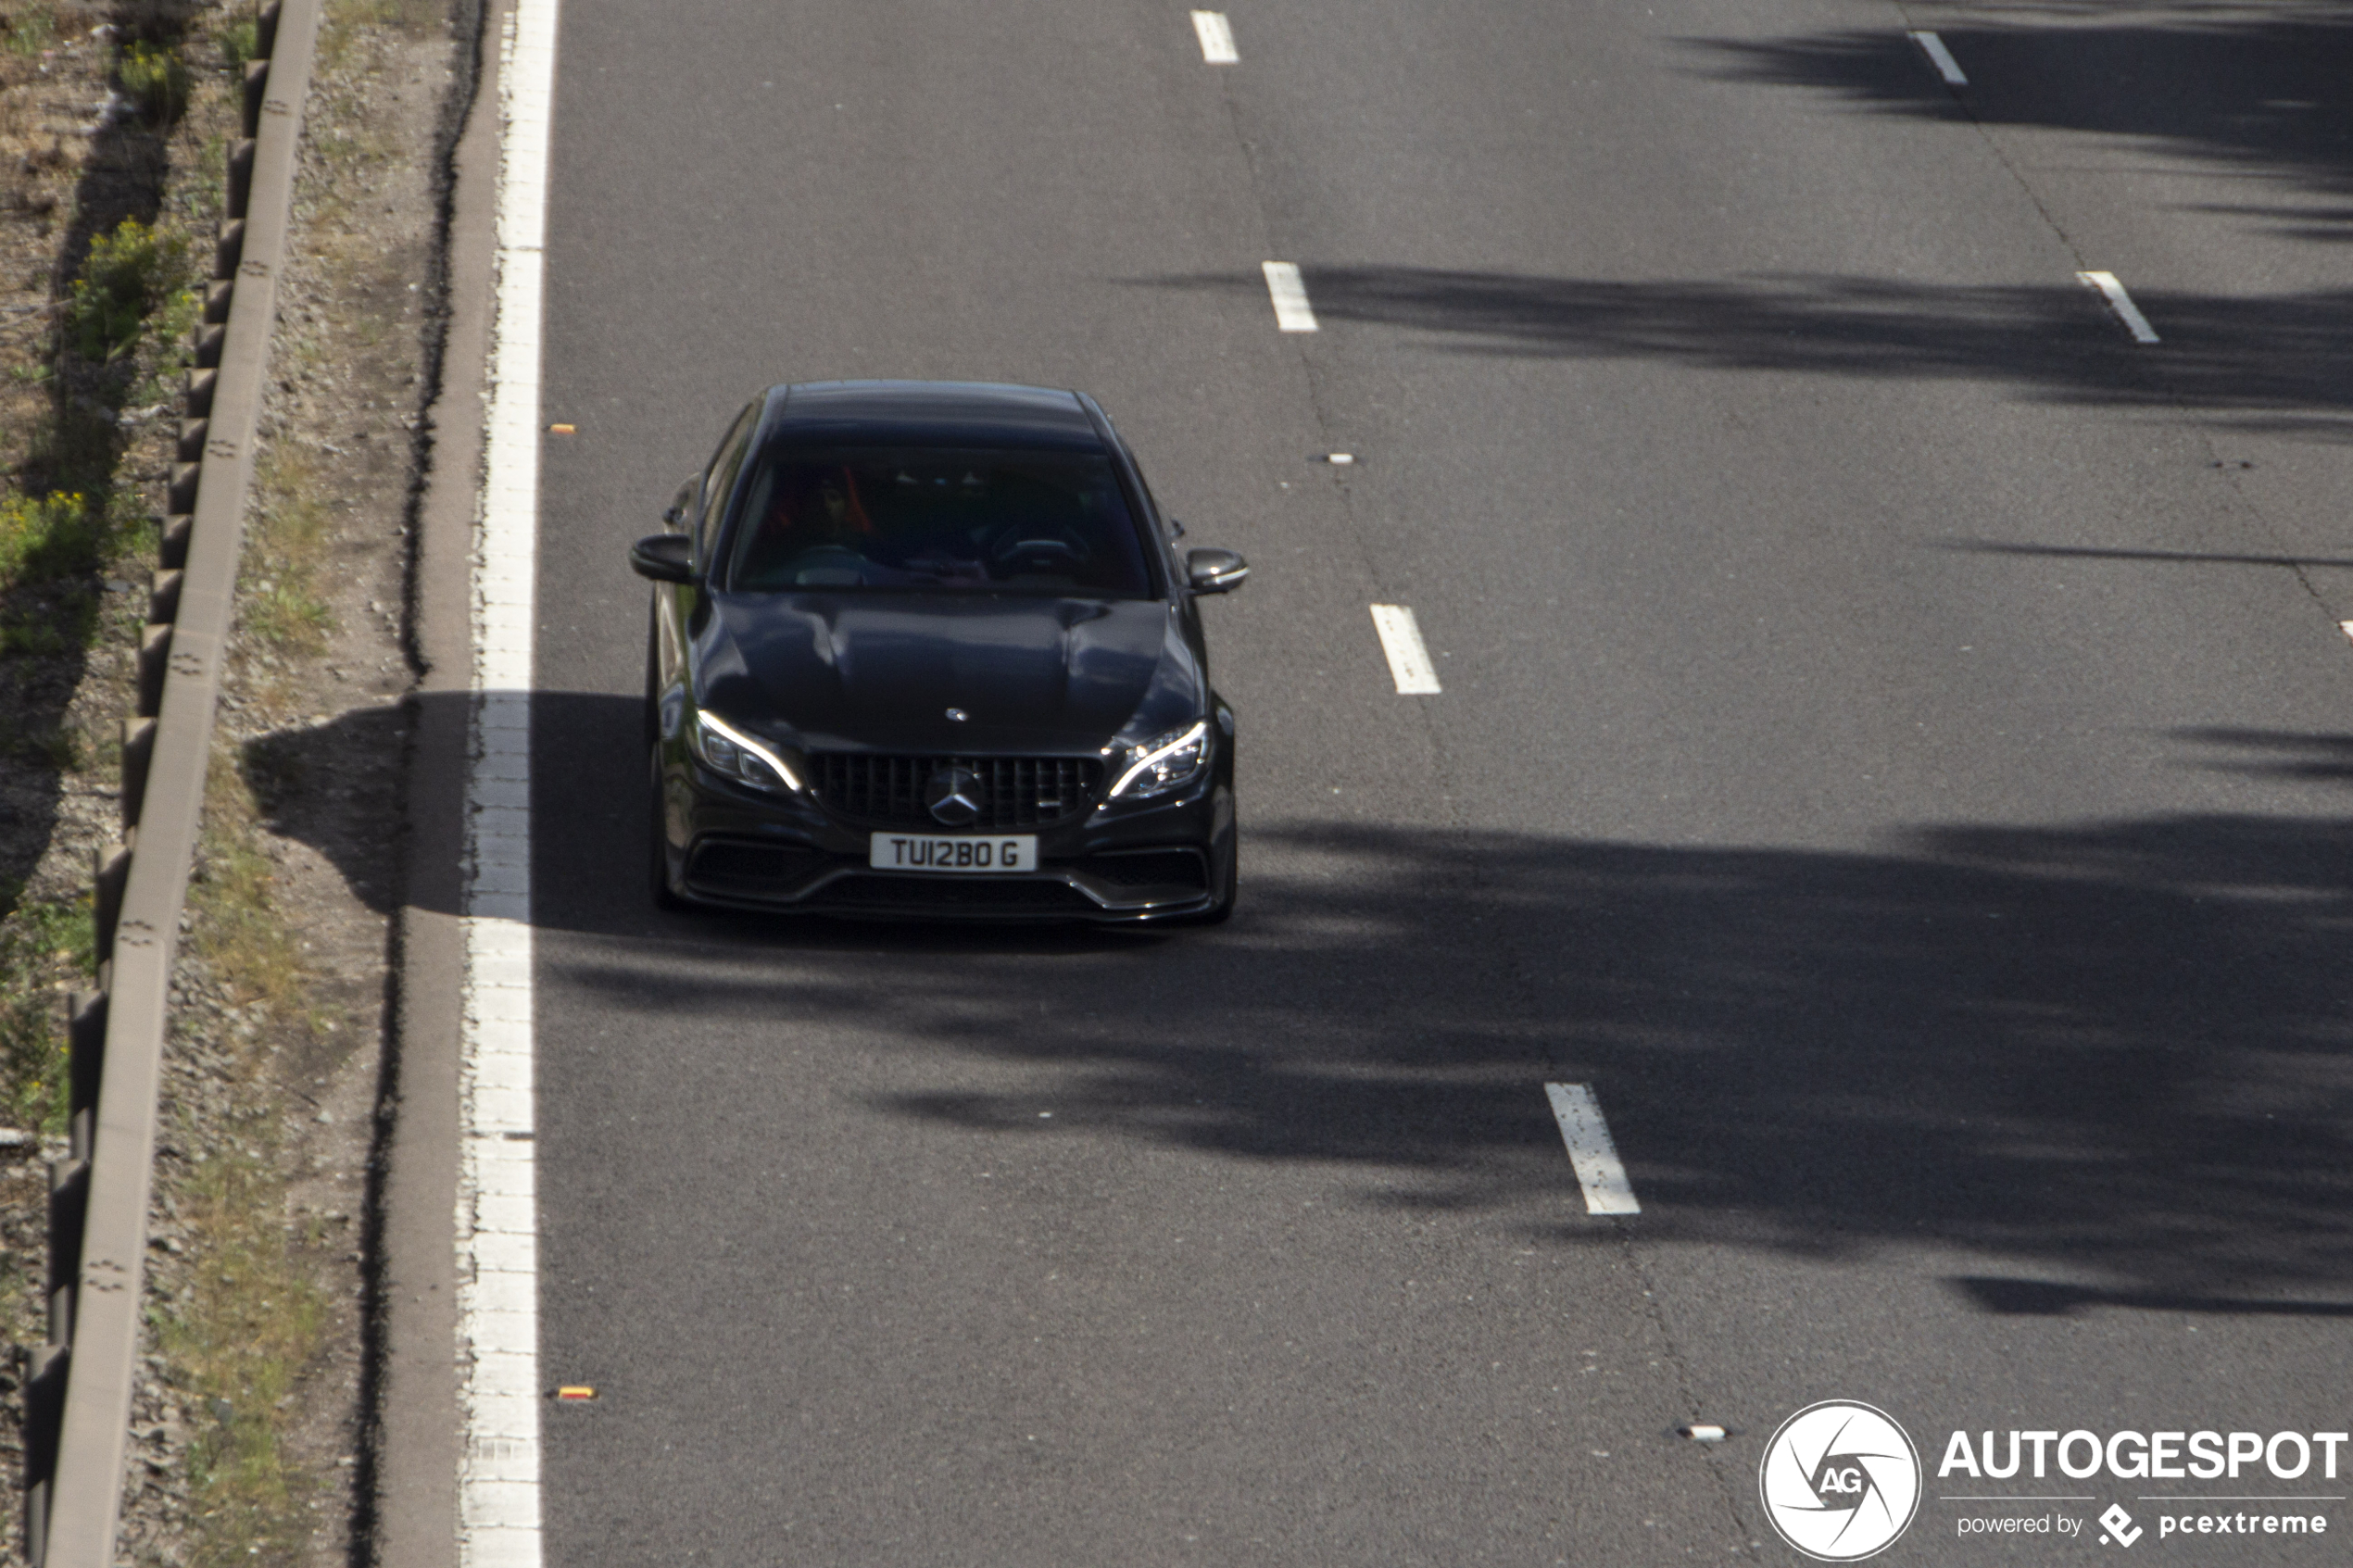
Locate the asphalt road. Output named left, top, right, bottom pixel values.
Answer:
left=514, top=1, right=2353, bottom=1562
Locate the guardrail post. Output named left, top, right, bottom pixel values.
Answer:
left=66, top=993, right=104, bottom=1163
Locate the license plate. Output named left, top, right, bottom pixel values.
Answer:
left=868, top=833, right=1038, bottom=873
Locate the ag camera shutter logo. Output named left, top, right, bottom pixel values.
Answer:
left=1759, top=1400, right=1923, bottom=1561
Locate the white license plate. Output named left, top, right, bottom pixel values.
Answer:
left=868, top=833, right=1038, bottom=873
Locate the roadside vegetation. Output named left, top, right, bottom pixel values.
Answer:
left=0, top=6, right=219, bottom=1128
left=152, top=750, right=334, bottom=1568
left=0, top=0, right=450, bottom=1560
left=0, top=893, right=91, bottom=1134
left=0, top=3, right=234, bottom=1396
left=132, top=1, right=458, bottom=1562
left=0, top=6, right=336, bottom=1564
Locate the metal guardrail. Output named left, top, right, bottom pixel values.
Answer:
left=24, top=3, right=323, bottom=1562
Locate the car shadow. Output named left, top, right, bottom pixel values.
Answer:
left=245, top=691, right=2353, bottom=1314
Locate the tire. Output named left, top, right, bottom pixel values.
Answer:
left=642, top=609, right=661, bottom=747
left=649, top=748, right=684, bottom=911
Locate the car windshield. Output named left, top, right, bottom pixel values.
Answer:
left=724, top=445, right=1154, bottom=597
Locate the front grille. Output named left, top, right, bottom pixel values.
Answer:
left=686, top=838, right=822, bottom=895
left=1082, top=849, right=1209, bottom=891
left=824, top=875, right=1099, bottom=914
left=812, top=754, right=1102, bottom=829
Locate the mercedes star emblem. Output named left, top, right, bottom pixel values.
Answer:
left=925, top=764, right=985, bottom=827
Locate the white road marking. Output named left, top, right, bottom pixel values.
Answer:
left=1907, top=31, right=1968, bottom=86
left=2077, top=270, right=2160, bottom=343
left=2337, top=620, right=2353, bottom=646
left=459, top=4, right=556, bottom=1568
left=1262, top=261, right=1319, bottom=332
left=1545, top=1084, right=1640, bottom=1215
left=1191, top=10, right=1238, bottom=64
left=1368, top=605, right=1441, bottom=694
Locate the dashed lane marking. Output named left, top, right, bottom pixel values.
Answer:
left=1262, top=261, right=1319, bottom=332
left=2078, top=270, right=2160, bottom=344
left=1545, top=1084, right=1640, bottom=1215
left=1907, top=31, right=1968, bottom=86
left=1191, top=10, right=1238, bottom=64
left=1369, top=604, right=1441, bottom=694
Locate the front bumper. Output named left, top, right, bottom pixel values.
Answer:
left=656, top=753, right=1234, bottom=922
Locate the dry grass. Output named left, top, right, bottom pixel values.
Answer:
left=154, top=1117, right=328, bottom=1568
left=188, top=749, right=313, bottom=1015
left=138, top=4, right=448, bottom=1560
left=239, top=449, right=338, bottom=661
left=0, top=5, right=61, bottom=59
left=145, top=748, right=339, bottom=1568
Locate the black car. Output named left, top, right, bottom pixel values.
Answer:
left=633, top=381, right=1247, bottom=922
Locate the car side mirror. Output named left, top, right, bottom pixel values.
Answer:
left=1186, top=547, right=1248, bottom=595
left=630, top=533, right=698, bottom=583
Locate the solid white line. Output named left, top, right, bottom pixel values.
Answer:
left=459, top=4, right=555, bottom=1568
left=1368, top=605, right=1441, bottom=694
left=2339, top=621, right=2353, bottom=645
left=1262, top=261, right=1318, bottom=332
left=1190, top=10, right=1238, bottom=64
left=1545, top=1084, right=1640, bottom=1215
left=1907, top=31, right=1968, bottom=86
left=2077, top=270, right=2160, bottom=344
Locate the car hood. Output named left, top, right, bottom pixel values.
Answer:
left=697, top=593, right=1202, bottom=752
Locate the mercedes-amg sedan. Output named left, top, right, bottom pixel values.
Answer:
left=634, top=381, right=1246, bottom=922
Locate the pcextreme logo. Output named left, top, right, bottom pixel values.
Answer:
left=1759, top=1401, right=1924, bottom=1562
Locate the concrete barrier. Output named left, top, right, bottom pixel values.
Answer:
left=24, top=4, right=323, bottom=1562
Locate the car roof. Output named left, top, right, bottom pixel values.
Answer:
left=762, top=381, right=1107, bottom=451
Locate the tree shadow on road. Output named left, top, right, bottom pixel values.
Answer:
left=829, top=806, right=2353, bottom=1310
left=1685, top=4, right=2353, bottom=245
left=248, top=694, right=2353, bottom=1313
left=1122, top=6, right=2353, bottom=438
left=281, top=691, right=2353, bottom=1317
left=1133, top=267, right=2353, bottom=438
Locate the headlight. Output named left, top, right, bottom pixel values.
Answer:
left=1109, top=720, right=1209, bottom=799
left=688, top=709, right=803, bottom=794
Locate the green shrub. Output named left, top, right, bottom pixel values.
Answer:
left=0, top=894, right=93, bottom=1135
left=19, top=722, right=85, bottom=771
left=68, top=219, right=195, bottom=364
left=0, top=490, right=100, bottom=587
left=244, top=583, right=333, bottom=652
left=0, top=593, right=97, bottom=658
left=119, top=42, right=192, bottom=124
left=217, top=13, right=261, bottom=70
